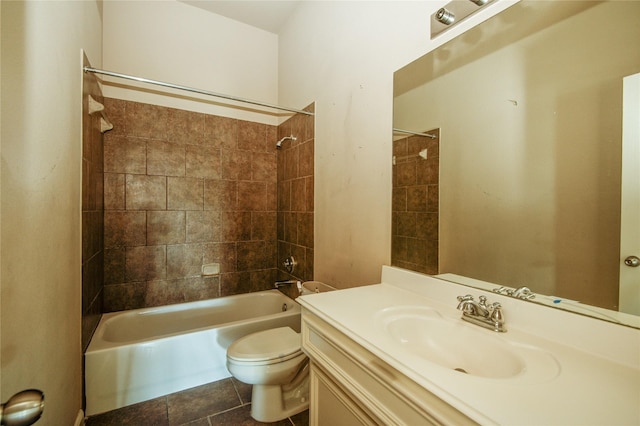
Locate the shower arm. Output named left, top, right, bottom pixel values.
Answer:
left=276, top=135, right=297, bottom=148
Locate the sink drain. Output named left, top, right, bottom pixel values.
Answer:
left=454, top=367, right=468, bottom=374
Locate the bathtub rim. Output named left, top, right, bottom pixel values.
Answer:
left=86, top=289, right=300, bottom=352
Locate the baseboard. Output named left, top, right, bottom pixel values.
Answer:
left=74, top=409, right=85, bottom=426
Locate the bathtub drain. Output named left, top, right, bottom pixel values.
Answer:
left=282, top=303, right=288, bottom=312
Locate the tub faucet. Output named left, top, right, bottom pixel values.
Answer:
left=274, top=279, right=299, bottom=289
left=456, top=294, right=506, bottom=332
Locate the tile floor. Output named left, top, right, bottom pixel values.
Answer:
left=85, top=377, right=309, bottom=426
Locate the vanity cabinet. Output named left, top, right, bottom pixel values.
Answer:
left=301, top=309, right=476, bottom=426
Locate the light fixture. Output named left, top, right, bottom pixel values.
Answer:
left=431, top=0, right=496, bottom=38
left=435, top=7, right=456, bottom=25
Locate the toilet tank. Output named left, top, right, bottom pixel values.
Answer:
left=300, top=281, right=337, bottom=295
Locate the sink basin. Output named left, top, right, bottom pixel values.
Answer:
left=375, top=306, right=560, bottom=381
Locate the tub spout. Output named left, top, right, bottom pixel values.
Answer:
left=275, top=280, right=300, bottom=289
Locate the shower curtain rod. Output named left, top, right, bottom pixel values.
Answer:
left=393, top=128, right=436, bottom=139
left=83, top=67, right=314, bottom=116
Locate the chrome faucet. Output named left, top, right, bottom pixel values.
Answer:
left=456, top=294, right=506, bottom=332
left=493, top=285, right=535, bottom=300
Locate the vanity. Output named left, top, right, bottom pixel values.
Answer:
left=298, top=266, right=640, bottom=425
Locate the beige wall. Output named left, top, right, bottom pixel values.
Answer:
left=102, top=0, right=279, bottom=125
left=1, top=1, right=102, bottom=423
left=278, top=1, right=515, bottom=287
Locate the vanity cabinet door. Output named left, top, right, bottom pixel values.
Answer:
left=309, top=364, right=377, bottom=426
left=302, top=310, right=476, bottom=426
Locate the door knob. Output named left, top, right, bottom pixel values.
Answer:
left=0, top=389, right=44, bottom=426
left=624, top=255, right=640, bottom=267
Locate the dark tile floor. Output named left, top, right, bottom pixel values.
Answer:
left=85, top=377, right=309, bottom=426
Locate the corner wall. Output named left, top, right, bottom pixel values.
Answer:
left=277, top=1, right=516, bottom=288
left=1, top=1, right=102, bottom=423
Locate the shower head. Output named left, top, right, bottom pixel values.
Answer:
left=276, top=135, right=296, bottom=149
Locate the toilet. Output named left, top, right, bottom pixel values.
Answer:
left=226, top=326, right=309, bottom=422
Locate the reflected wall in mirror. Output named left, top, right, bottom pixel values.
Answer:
left=393, top=1, right=640, bottom=327
left=392, top=129, right=440, bottom=274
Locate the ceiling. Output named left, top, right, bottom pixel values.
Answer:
left=179, top=1, right=301, bottom=34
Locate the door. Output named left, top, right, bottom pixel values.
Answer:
left=619, top=73, right=640, bottom=315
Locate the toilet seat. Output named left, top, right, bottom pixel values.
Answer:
left=227, top=327, right=302, bottom=365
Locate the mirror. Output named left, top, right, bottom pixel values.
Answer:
left=393, top=1, right=640, bottom=328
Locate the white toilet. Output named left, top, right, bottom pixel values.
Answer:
left=226, top=326, right=310, bottom=422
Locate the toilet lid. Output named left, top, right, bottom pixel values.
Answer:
left=227, top=327, right=301, bottom=363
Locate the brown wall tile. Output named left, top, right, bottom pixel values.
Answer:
left=299, top=141, right=314, bottom=177
left=104, top=173, right=125, bottom=210
left=251, top=212, right=276, bottom=241
left=291, top=178, right=307, bottom=212
left=204, top=180, right=237, bottom=211
left=104, top=136, right=146, bottom=174
left=144, top=280, right=184, bottom=307
left=102, top=98, right=307, bottom=312
left=298, top=213, right=314, bottom=247
left=126, top=175, right=167, bottom=210
left=305, top=177, right=314, bottom=212
left=104, top=282, right=146, bottom=311
left=126, top=102, right=168, bottom=139
left=237, top=241, right=271, bottom=271
left=237, top=181, right=267, bottom=211
left=167, top=244, right=203, bottom=279
left=147, top=211, right=186, bottom=245
left=204, top=115, right=237, bottom=149
left=104, top=211, right=146, bottom=248
left=238, top=121, right=267, bottom=152
left=186, top=145, right=221, bottom=179
left=104, top=248, right=125, bottom=284
left=125, top=245, right=166, bottom=281
left=221, top=149, right=252, bottom=181
left=222, top=211, right=251, bottom=241
left=167, top=108, right=204, bottom=145
left=147, top=140, right=186, bottom=177
left=167, top=177, right=204, bottom=210
left=203, top=242, right=237, bottom=273
left=186, top=211, right=221, bottom=242
left=406, top=186, right=427, bottom=212
left=252, top=152, right=277, bottom=182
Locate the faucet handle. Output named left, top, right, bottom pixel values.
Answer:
left=478, top=295, right=488, bottom=308
left=490, top=303, right=506, bottom=331
left=456, top=294, right=474, bottom=311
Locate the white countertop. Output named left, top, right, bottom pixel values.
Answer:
left=298, top=266, right=640, bottom=425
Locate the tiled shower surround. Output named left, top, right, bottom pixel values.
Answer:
left=276, top=105, right=315, bottom=296
left=391, top=130, right=439, bottom=275
left=100, top=98, right=314, bottom=312
left=81, top=65, right=105, bottom=351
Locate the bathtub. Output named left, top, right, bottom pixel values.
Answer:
left=85, top=290, right=301, bottom=416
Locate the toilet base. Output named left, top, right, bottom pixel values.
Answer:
left=250, top=362, right=310, bottom=422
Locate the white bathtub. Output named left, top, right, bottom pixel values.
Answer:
left=85, top=290, right=301, bottom=416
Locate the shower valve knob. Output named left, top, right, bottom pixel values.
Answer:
left=283, top=256, right=297, bottom=273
